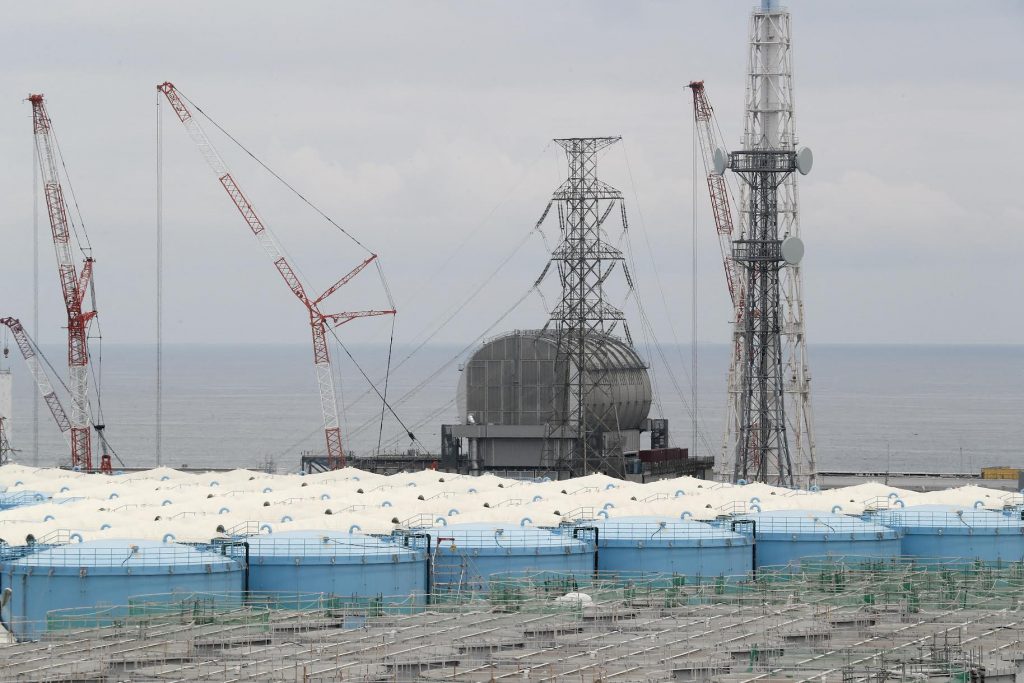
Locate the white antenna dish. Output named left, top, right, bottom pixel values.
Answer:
left=795, top=147, right=813, bottom=175
left=781, top=236, right=804, bottom=266
left=713, top=148, right=728, bottom=175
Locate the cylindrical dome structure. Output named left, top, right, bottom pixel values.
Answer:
left=420, top=522, right=594, bottom=594
left=729, top=510, right=902, bottom=570
left=0, top=539, right=242, bottom=641
left=244, top=530, right=427, bottom=607
left=870, top=505, right=1024, bottom=565
left=585, top=516, right=752, bottom=583
left=457, top=330, right=651, bottom=430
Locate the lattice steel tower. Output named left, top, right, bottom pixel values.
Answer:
left=720, top=0, right=817, bottom=486
left=538, top=137, right=635, bottom=478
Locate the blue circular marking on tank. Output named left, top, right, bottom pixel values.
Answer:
left=244, top=530, right=427, bottom=608
left=586, top=515, right=752, bottom=583
left=731, top=510, right=902, bottom=569
left=419, top=522, right=594, bottom=593
left=870, top=504, right=1024, bottom=565
left=0, top=539, right=243, bottom=641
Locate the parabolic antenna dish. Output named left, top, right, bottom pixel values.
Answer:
left=781, top=236, right=805, bottom=266
left=795, top=147, right=813, bottom=175
left=713, top=148, right=728, bottom=175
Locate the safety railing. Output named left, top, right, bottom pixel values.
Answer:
left=871, top=508, right=1024, bottom=529
left=225, top=535, right=415, bottom=558
left=4, top=542, right=236, bottom=567
left=592, top=519, right=744, bottom=541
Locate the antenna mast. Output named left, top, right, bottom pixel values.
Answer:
left=719, top=0, right=818, bottom=486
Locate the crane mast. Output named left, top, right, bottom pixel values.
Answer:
left=157, top=82, right=394, bottom=469
left=28, top=94, right=96, bottom=471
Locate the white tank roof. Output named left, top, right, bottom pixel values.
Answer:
left=0, top=465, right=1015, bottom=545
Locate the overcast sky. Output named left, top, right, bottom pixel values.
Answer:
left=1, top=1, right=1021, bottom=349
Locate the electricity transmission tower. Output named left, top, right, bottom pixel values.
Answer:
left=537, top=137, right=636, bottom=478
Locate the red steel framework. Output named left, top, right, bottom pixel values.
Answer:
left=1, top=317, right=72, bottom=439
left=157, top=82, right=394, bottom=470
left=688, top=81, right=741, bottom=311
left=28, top=94, right=96, bottom=471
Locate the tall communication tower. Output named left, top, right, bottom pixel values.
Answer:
left=720, top=0, right=817, bottom=486
left=539, top=137, right=636, bottom=478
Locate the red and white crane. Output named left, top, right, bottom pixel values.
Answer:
left=687, top=81, right=741, bottom=311
left=0, top=317, right=72, bottom=443
left=688, top=81, right=749, bottom=473
left=157, top=82, right=394, bottom=470
left=28, top=94, right=97, bottom=471
left=1, top=317, right=114, bottom=473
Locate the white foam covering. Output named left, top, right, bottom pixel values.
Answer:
left=0, top=465, right=1019, bottom=545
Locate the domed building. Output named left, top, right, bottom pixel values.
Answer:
left=442, top=330, right=686, bottom=479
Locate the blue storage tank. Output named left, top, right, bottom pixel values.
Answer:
left=870, top=505, right=1024, bottom=564
left=0, top=539, right=243, bottom=641
left=729, top=510, right=902, bottom=569
left=585, top=516, right=752, bottom=583
left=422, top=522, right=594, bottom=593
left=244, top=530, right=427, bottom=607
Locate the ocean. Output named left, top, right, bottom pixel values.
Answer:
left=3, top=343, right=1022, bottom=474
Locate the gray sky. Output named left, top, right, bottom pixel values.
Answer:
left=1, top=0, right=1021, bottom=348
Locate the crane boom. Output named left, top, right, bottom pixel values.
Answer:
left=157, top=82, right=395, bottom=469
left=28, top=94, right=95, bottom=470
left=0, top=317, right=73, bottom=441
left=688, top=81, right=741, bottom=309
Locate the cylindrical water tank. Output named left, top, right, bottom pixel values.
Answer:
left=729, top=510, right=902, bottom=569
left=869, top=505, right=1024, bottom=564
left=244, top=530, right=427, bottom=607
left=585, top=516, right=752, bottom=582
left=421, top=522, right=594, bottom=593
left=0, top=539, right=243, bottom=641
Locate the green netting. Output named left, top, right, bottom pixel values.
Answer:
left=47, top=593, right=269, bottom=633
left=43, top=557, right=1024, bottom=635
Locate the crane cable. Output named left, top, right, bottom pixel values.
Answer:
left=334, top=140, right=555, bottom=404
left=375, top=260, right=397, bottom=455
left=326, top=324, right=422, bottom=450
left=46, top=127, right=93, bottom=256
left=619, top=142, right=715, bottom=454
left=274, top=244, right=543, bottom=459
left=168, top=87, right=409, bottom=459
left=155, top=86, right=164, bottom=467
left=45, top=105, right=117, bottom=466
left=25, top=327, right=124, bottom=468
left=348, top=281, right=539, bottom=445
left=174, top=89, right=375, bottom=257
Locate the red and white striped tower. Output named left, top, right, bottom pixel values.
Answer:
left=29, top=95, right=96, bottom=471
